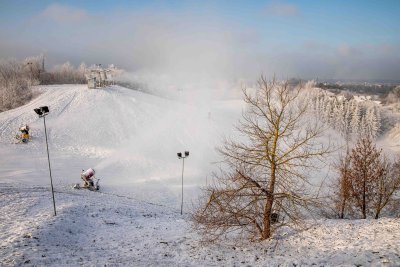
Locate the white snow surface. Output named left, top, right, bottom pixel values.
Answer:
left=1, top=85, right=400, bottom=266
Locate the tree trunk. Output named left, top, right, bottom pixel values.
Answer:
left=375, top=179, right=384, bottom=219
left=262, top=163, right=276, bottom=240
left=340, top=198, right=346, bottom=219
left=362, top=177, right=366, bottom=219
left=374, top=210, right=380, bottom=219
left=262, top=194, right=273, bottom=240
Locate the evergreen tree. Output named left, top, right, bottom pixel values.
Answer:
left=351, top=102, right=361, bottom=137
left=365, top=104, right=381, bottom=139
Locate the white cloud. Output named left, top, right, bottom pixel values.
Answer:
left=264, top=2, right=300, bottom=17
left=40, top=3, right=88, bottom=23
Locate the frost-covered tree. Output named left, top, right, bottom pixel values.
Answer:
left=342, top=102, right=352, bottom=141
left=309, top=87, right=384, bottom=141
left=23, top=55, right=43, bottom=83
left=334, top=99, right=347, bottom=135
left=364, top=104, right=381, bottom=140
left=371, top=105, right=381, bottom=139
left=386, top=85, right=400, bottom=104
left=51, top=62, right=86, bottom=84
left=314, top=95, right=324, bottom=118
left=0, top=59, right=33, bottom=112
left=304, top=80, right=316, bottom=91
left=350, top=102, right=361, bottom=137
left=78, top=62, right=87, bottom=76
left=324, top=100, right=333, bottom=124
left=359, top=113, right=369, bottom=138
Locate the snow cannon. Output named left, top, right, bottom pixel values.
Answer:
left=20, top=125, right=29, bottom=132
left=16, top=125, right=30, bottom=143
left=75, top=168, right=100, bottom=191
left=81, top=168, right=95, bottom=180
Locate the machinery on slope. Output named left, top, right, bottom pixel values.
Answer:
left=73, top=168, right=100, bottom=191
left=15, top=125, right=30, bottom=143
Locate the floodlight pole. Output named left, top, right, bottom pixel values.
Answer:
left=43, top=115, right=56, bottom=216
left=177, top=151, right=189, bottom=215
left=180, top=157, right=185, bottom=215
left=35, top=106, right=56, bottom=216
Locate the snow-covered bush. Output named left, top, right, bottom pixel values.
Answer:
left=23, top=55, right=43, bottom=84
left=0, top=59, right=33, bottom=112
left=42, top=62, right=86, bottom=84
left=386, top=85, right=400, bottom=104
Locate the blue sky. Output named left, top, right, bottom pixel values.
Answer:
left=0, top=0, right=399, bottom=80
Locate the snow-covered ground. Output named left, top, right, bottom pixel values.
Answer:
left=0, top=85, right=243, bottom=206
left=1, top=85, right=400, bottom=266
left=1, top=184, right=400, bottom=266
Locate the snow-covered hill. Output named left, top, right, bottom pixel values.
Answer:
left=1, top=85, right=400, bottom=266
left=0, top=84, right=243, bottom=205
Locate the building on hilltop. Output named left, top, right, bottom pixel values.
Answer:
left=85, top=64, right=122, bottom=89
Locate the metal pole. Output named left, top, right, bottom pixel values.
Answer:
left=181, top=157, right=185, bottom=215
left=43, top=116, right=56, bottom=216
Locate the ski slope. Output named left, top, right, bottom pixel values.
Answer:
left=0, top=84, right=243, bottom=206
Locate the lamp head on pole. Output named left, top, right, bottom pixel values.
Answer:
left=34, top=106, right=49, bottom=117
left=177, top=151, right=189, bottom=159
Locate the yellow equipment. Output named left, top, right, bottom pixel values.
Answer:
left=17, top=125, right=30, bottom=143
left=21, top=133, right=30, bottom=141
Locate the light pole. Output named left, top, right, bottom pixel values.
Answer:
left=177, top=151, right=189, bottom=215
left=34, top=106, right=56, bottom=216
left=27, top=62, right=33, bottom=80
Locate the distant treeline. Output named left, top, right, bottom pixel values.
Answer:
left=317, top=82, right=396, bottom=96
left=40, top=62, right=86, bottom=85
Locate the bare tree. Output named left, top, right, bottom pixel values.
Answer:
left=333, top=151, right=352, bottom=219
left=193, top=77, right=330, bottom=241
left=334, top=138, right=400, bottom=219
left=373, top=158, right=400, bottom=219
left=347, top=138, right=385, bottom=219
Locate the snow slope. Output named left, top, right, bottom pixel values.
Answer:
left=1, top=85, right=400, bottom=266
left=0, top=84, right=242, bottom=206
